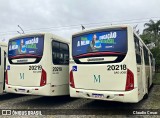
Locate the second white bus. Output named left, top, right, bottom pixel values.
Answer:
left=5, top=33, right=69, bottom=96
left=69, top=25, right=154, bottom=103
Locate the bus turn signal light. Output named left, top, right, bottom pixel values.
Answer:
left=125, top=69, right=134, bottom=91
left=70, top=70, right=75, bottom=88
left=5, top=70, right=8, bottom=84
left=40, top=68, right=47, bottom=86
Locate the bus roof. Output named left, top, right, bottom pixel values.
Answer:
left=72, top=25, right=130, bottom=36
left=0, top=41, right=7, bottom=47
left=8, top=32, right=70, bottom=44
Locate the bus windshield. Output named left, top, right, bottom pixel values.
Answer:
left=8, top=35, right=44, bottom=60
left=72, top=28, right=127, bottom=57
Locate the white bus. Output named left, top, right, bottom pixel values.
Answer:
left=0, top=42, right=7, bottom=94
left=70, top=25, right=155, bottom=103
left=5, top=33, right=69, bottom=96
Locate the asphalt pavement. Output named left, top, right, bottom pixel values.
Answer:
left=0, top=85, right=159, bottom=117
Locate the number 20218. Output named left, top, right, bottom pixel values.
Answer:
left=107, top=64, right=127, bottom=71
left=29, top=65, right=42, bottom=70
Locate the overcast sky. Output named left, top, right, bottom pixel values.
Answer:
left=0, top=0, right=160, bottom=42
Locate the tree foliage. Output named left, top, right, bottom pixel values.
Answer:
left=143, top=19, right=160, bottom=46
left=141, top=19, right=160, bottom=68
left=140, top=32, right=152, bottom=45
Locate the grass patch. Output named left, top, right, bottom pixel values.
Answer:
left=153, top=73, right=160, bottom=85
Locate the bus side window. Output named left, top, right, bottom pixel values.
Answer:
left=60, top=43, right=69, bottom=65
left=150, top=54, right=153, bottom=66
left=52, top=41, right=60, bottom=64
left=134, top=36, right=141, bottom=64
left=143, top=46, right=149, bottom=65
left=52, top=40, right=69, bottom=65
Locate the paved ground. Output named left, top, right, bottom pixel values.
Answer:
left=0, top=85, right=159, bottom=117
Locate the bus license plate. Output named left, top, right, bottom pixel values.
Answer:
left=18, top=89, right=25, bottom=93
left=92, top=93, right=104, bottom=98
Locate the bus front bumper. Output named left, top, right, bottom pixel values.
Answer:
left=70, top=87, right=139, bottom=103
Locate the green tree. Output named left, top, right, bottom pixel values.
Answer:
left=140, top=32, right=153, bottom=45
left=140, top=19, right=160, bottom=72
left=144, top=19, right=160, bottom=46
left=151, top=47, right=160, bottom=72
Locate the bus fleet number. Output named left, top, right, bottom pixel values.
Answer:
left=53, top=67, right=62, bottom=71
left=29, top=65, right=42, bottom=70
left=107, top=64, right=126, bottom=71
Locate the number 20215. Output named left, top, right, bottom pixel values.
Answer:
left=107, top=64, right=127, bottom=71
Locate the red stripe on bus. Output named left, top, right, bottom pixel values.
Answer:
left=74, top=52, right=124, bottom=58
left=9, top=54, right=42, bottom=59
